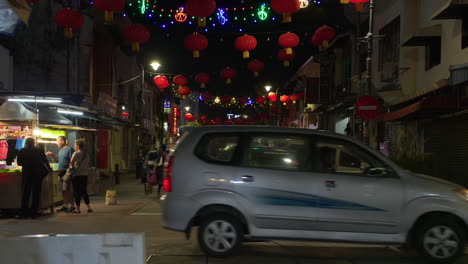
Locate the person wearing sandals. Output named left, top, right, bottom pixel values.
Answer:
left=69, top=139, right=93, bottom=214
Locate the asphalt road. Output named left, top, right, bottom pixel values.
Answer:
left=0, top=179, right=467, bottom=264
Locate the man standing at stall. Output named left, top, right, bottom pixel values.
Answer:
left=46, top=136, right=75, bottom=212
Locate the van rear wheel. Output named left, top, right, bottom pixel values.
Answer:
left=416, top=217, right=465, bottom=263
left=198, top=214, right=243, bottom=257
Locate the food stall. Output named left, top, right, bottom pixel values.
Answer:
left=0, top=102, right=54, bottom=213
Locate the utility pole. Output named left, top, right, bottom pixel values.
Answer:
left=363, top=0, right=375, bottom=145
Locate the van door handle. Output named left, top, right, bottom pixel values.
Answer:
left=241, top=175, right=254, bottom=182
left=325, top=181, right=336, bottom=188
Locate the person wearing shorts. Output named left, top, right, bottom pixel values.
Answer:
left=46, top=136, right=75, bottom=212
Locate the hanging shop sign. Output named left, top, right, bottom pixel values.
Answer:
left=97, top=92, right=118, bottom=116
left=39, top=129, right=66, bottom=139
left=355, top=96, right=381, bottom=120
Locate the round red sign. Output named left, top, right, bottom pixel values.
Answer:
left=355, top=96, right=381, bottom=120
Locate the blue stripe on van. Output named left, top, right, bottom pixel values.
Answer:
left=256, top=190, right=385, bottom=212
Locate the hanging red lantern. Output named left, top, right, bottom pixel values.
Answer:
left=54, top=8, right=84, bottom=39
left=271, top=0, right=301, bottom=23
left=220, top=67, right=237, bottom=85
left=185, top=113, right=193, bottom=120
left=173, top=75, right=189, bottom=88
left=94, top=0, right=125, bottom=23
left=247, top=60, right=265, bottom=77
left=289, top=94, right=300, bottom=104
left=234, top=34, right=257, bottom=59
left=201, top=115, right=208, bottom=120
left=277, top=49, right=296, bottom=67
left=224, top=120, right=233, bottom=125
left=238, top=96, right=249, bottom=105
left=278, top=32, right=300, bottom=55
left=184, top=33, right=208, bottom=58
left=350, top=0, right=369, bottom=12
left=178, top=86, right=191, bottom=99
left=256, top=96, right=267, bottom=104
left=280, top=95, right=290, bottom=105
left=200, top=92, right=213, bottom=101
left=153, top=75, right=170, bottom=90
left=124, top=24, right=150, bottom=52
left=214, top=117, right=223, bottom=125
left=185, top=0, right=216, bottom=27
left=221, top=96, right=232, bottom=104
left=314, top=26, right=336, bottom=48
left=195, top=73, right=210, bottom=88
left=268, top=92, right=277, bottom=102
left=311, top=33, right=322, bottom=48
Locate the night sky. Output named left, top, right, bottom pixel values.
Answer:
left=127, top=0, right=353, bottom=101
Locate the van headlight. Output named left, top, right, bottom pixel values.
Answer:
left=455, top=189, right=468, bottom=200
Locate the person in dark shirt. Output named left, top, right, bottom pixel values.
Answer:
left=17, top=138, right=50, bottom=218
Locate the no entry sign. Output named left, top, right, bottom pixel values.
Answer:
left=355, top=96, right=381, bottom=120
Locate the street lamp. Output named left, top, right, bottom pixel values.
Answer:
left=265, top=85, right=272, bottom=92
left=185, top=106, right=190, bottom=112
left=150, top=61, right=161, bottom=71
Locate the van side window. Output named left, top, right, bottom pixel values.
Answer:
left=314, top=138, right=390, bottom=177
left=241, top=134, right=311, bottom=171
left=195, top=134, right=239, bottom=164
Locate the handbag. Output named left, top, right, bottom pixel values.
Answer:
left=148, top=172, right=157, bottom=185
left=63, top=152, right=86, bottom=181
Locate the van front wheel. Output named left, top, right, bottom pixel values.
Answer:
left=198, top=214, right=243, bottom=257
left=416, top=218, right=465, bottom=264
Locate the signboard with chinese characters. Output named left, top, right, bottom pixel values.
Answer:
left=97, top=92, right=118, bottom=116
left=164, top=99, right=171, bottom=114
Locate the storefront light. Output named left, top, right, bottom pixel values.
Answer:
left=33, top=128, right=41, bottom=136
left=57, top=109, right=84, bottom=116
left=8, top=97, right=62, bottom=103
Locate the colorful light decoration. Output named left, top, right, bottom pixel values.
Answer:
left=140, top=0, right=146, bottom=14
left=217, top=9, right=228, bottom=25
left=257, top=4, right=269, bottom=20
left=175, top=7, right=188, bottom=22
left=299, top=0, right=309, bottom=8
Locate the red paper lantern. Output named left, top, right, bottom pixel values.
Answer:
left=311, top=34, right=322, bottom=48
left=195, top=73, right=210, bottom=88
left=289, top=94, right=300, bottom=104
left=280, top=95, right=290, bottom=105
left=256, top=96, right=267, bottom=104
left=234, top=34, right=257, bottom=59
left=278, top=32, right=300, bottom=55
left=238, top=96, right=249, bottom=105
left=185, top=0, right=216, bottom=27
left=178, top=86, right=191, bottom=99
left=200, top=92, right=213, bottom=101
left=221, top=96, right=232, bottom=104
left=214, top=117, right=223, bottom=125
left=124, top=24, right=150, bottom=52
left=268, top=92, right=277, bottom=102
left=94, top=0, right=125, bottom=23
left=201, top=115, right=208, bottom=120
left=220, top=67, right=237, bottom=85
left=185, top=113, right=193, bottom=120
left=184, top=33, right=208, bottom=58
left=233, top=118, right=244, bottom=125
left=277, top=49, right=296, bottom=67
left=271, top=0, right=301, bottom=23
left=153, top=75, right=170, bottom=90
left=350, top=0, right=369, bottom=12
left=314, top=26, right=336, bottom=48
left=173, top=75, right=189, bottom=87
left=224, top=120, right=233, bottom=125
left=247, top=60, right=265, bottom=77
left=54, top=8, right=83, bottom=39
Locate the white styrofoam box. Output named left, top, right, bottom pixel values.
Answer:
left=0, top=233, right=145, bottom=264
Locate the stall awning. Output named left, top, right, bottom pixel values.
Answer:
left=402, top=25, right=441, bottom=47
left=375, top=96, right=468, bottom=122
left=40, top=124, right=98, bottom=132
left=35, top=105, right=72, bottom=125
left=432, top=0, right=468, bottom=20
left=0, top=102, right=35, bottom=121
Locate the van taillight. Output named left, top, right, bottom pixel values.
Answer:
left=163, top=156, right=174, bottom=192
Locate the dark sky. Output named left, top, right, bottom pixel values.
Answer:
left=126, top=0, right=353, bottom=98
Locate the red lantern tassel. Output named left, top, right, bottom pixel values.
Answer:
left=282, top=13, right=292, bottom=23
left=132, top=42, right=140, bottom=52
left=64, top=28, right=73, bottom=39
left=242, top=51, right=249, bottom=59
left=104, top=11, right=114, bottom=23
left=226, top=79, right=232, bottom=85
left=200, top=83, right=205, bottom=88
left=285, top=48, right=293, bottom=55
left=197, top=17, right=206, bottom=27
left=254, top=72, right=259, bottom=77
left=283, top=61, right=290, bottom=67
left=322, top=40, right=329, bottom=47
left=193, top=50, right=200, bottom=58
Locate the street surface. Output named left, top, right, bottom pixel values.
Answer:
left=1, top=176, right=467, bottom=264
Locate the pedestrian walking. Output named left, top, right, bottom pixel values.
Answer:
left=46, top=136, right=75, bottom=212
left=153, top=144, right=168, bottom=196
left=69, top=139, right=93, bottom=214
left=17, top=138, right=51, bottom=218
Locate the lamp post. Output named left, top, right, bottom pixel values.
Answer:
left=363, top=0, right=375, bottom=145
left=136, top=61, right=161, bottom=180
